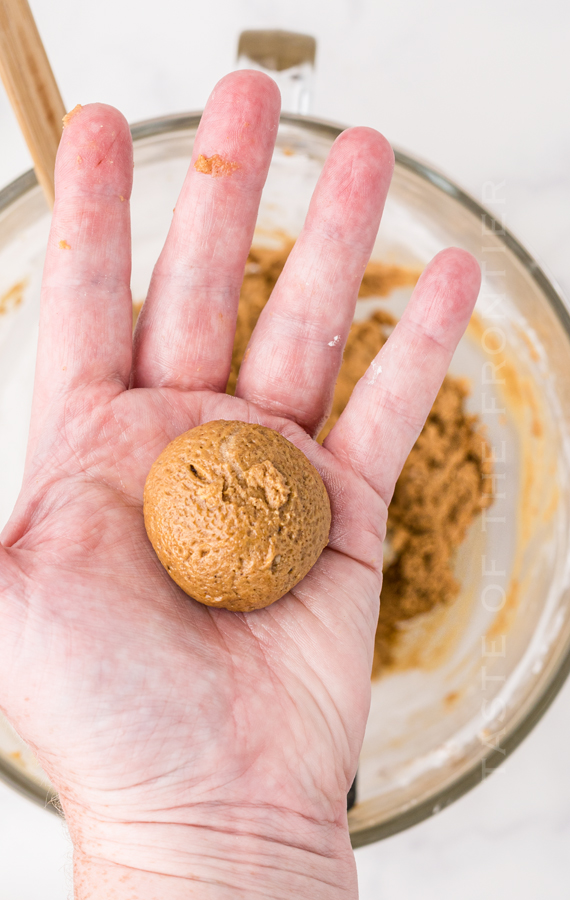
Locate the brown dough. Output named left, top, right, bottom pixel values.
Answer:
left=372, top=378, right=493, bottom=674
left=194, top=154, right=240, bottom=177
left=143, top=420, right=331, bottom=612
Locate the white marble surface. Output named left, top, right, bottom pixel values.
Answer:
left=1, top=0, right=570, bottom=896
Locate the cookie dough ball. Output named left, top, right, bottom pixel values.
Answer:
left=143, top=420, right=331, bottom=611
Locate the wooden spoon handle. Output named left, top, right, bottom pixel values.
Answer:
left=0, top=0, right=66, bottom=207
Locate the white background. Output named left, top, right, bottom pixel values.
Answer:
left=1, top=0, right=570, bottom=896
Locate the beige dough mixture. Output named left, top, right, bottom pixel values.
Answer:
left=144, top=420, right=331, bottom=612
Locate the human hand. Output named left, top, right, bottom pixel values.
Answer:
left=0, top=71, right=480, bottom=899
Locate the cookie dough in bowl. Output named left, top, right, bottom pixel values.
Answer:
left=143, top=420, right=331, bottom=611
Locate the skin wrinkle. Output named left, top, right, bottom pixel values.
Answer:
left=267, top=609, right=352, bottom=774
left=290, top=574, right=378, bottom=686
left=330, top=473, right=387, bottom=537
left=251, top=336, right=330, bottom=384
left=48, top=207, right=129, bottom=277
left=105, top=405, right=133, bottom=496
left=325, top=437, right=395, bottom=508
left=150, top=266, right=240, bottom=299
left=55, top=174, right=132, bottom=205
left=246, top=361, right=323, bottom=398
left=76, top=854, right=352, bottom=899
left=207, top=616, right=249, bottom=752
left=209, top=200, right=238, bottom=260
left=261, top=308, right=348, bottom=346
left=144, top=345, right=221, bottom=389
left=59, top=394, right=114, bottom=476
left=153, top=387, right=200, bottom=433
left=42, top=373, right=127, bottom=427
left=274, top=273, right=349, bottom=326
left=299, top=244, right=342, bottom=300
left=400, top=312, right=457, bottom=356
left=231, top=618, right=343, bottom=805
left=287, top=560, right=365, bottom=630
left=0, top=546, right=31, bottom=600
left=304, top=547, right=382, bottom=620
left=60, top=124, right=125, bottom=177
left=116, top=788, right=345, bottom=833
left=168, top=808, right=348, bottom=857
left=44, top=303, right=132, bottom=374
left=161, top=197, right=228, bottom=270
left=154, top=844, right=346, bottom=881
left=368, top=380, right=429, bottom=436
left=97, top=414, right=152, bottom=481
left=0, top=567, right=34, bottom=693
left=230, top=633, right=293, bottom=749
left=16, top=432, right=145, bottom=552
left=15, top=485, right=117, bottom=559
left=53, top=391, right=131, bottom=485
left=254, top=600, right=354, bottom=743
left=242, top=381, right=332, bottom=431
left=322, top=450, right=389, bottom=551
left=55, top=497, right=117, bottom=558
left=297, top=225, right=373, bottom=263
left=14, top=453, right=82, bottom=539
left=328, top=516, right=386, bottom=569
left=242, top=610, right=317, bottom=717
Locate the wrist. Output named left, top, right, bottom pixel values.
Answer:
left=67, top=805, right=358, bottom=900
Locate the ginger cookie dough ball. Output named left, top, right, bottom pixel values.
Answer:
left=143, top=420, right=331, bottom=611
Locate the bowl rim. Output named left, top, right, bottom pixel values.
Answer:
left=2, top=110, right=570, bottom=845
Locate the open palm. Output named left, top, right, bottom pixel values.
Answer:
left=0, top=72, right=479, bottom=892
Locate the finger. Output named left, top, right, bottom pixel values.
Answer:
left=324, top=248, right=481, bottom=503
left=235, top=127, right=394, bottom=436
left=29, top=104, right=133, bottom=444
left=132, top=71, right=281, bottom=391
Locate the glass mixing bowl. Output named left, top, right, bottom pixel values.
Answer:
left=1, top=113, right=570, bottom=847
